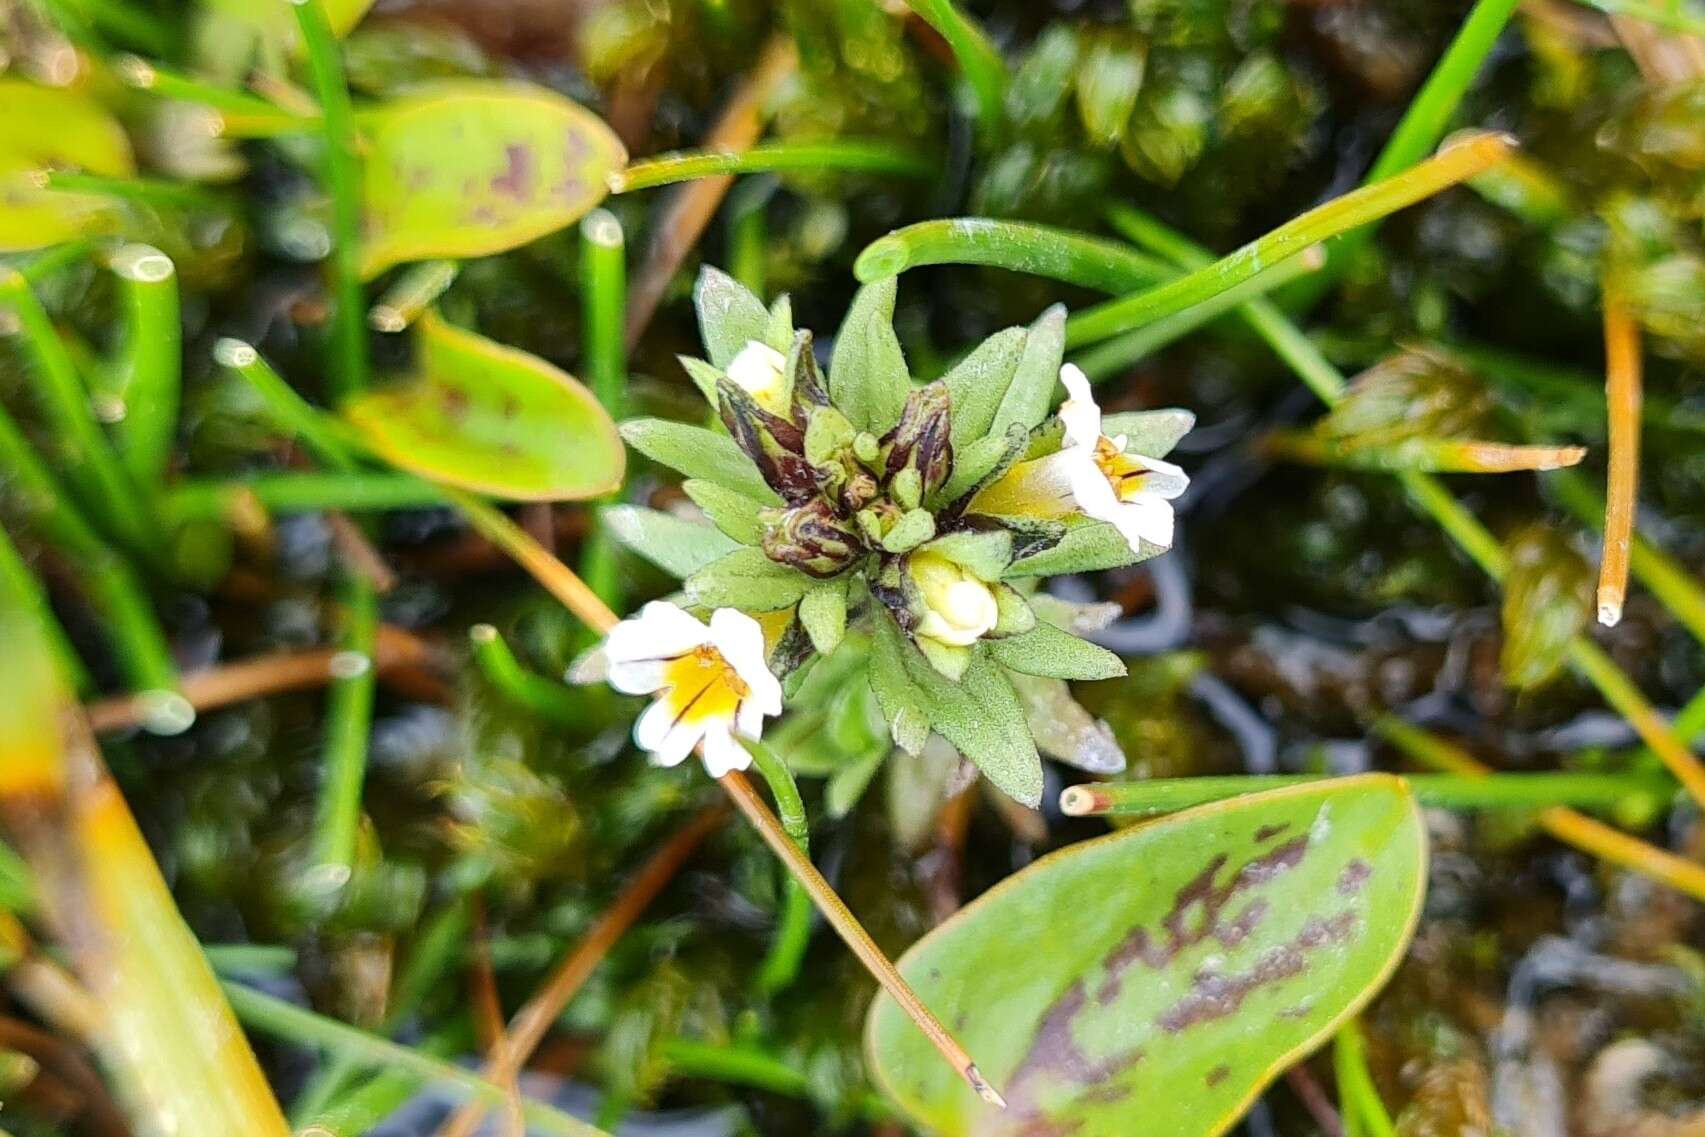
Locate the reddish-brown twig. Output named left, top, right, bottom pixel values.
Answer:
left=1598, top=294, right=1642, bottom=626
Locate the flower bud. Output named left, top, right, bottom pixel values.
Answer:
left=762, top=499, right=864, bottom=577
left=882, top=380, right=952, bottom=495
left=717, top=377, right=818, bottom=503
left=908, top=551, right=999, bottom=647
left=726, top=340, right=790, bottom=415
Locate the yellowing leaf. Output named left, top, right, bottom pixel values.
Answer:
left=357, top=81, right=625, bottom=278
left=0, top=79, right=133, bottom=251
left=343, top=312, right=624, bottom=501
left=867, top=776, right=1426, bottom=1137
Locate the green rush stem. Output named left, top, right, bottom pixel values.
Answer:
left=41, top=172, right=223, bottom=211
left=0, top=401, right=179, bottom=709
left=578, top=209, right=628, bottom=619
left=746, top=740, right=814, bottom=995
left=1126, top=207, right=1705, bottom=812
left=1070, top=248, right=1323, bottom=381
left=1334, top=1021, right=1397, bottom=1137
left=292, top=0, right=369, bottom=402
left=13, top=241, right=93, bottom=285
left=201, top=944, right=300, bottom=976
left=368, top=260, right=458, bottom=332
left=1061, top=772, right=1670, bottom=816
left=612, top=141, right=935, bottom=192
left=660, top=1039, right=894, bottom=1121
left=1451, top=341, right=1705, bottom=438
left=43, top=0, right=168, bottom=53
left=213, top=339, right=365, bottom=468
left=1290, top=0, right=1522, bottom=307
left=221, top=982, right=612, bottom=1137
left=310, top=574, right=378, bottom=882
left=727, top=180, right=771, bottom=296
left=855, top=218, right=1173, bottom=292
left=1546, top=468, right=1705, bottom=646
left=289, top=901, right=471, bottom=1126
left=1068, top=132, right=1514, bottom=348
left=468, top=624, right=585, bottom=726
left=897, top=0, right=1007, bottom=127
left=302, top=1029, right=465, bottom=1137
left=164, top=472, right=445, bottom=522
left=108, top=245, right=181, bottom=488
left=0, top=524, right=88, bottom=694
left=0, top=271, right=160, bottom=560
left=114, top=54, right=318, bottom=134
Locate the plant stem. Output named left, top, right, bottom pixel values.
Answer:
left=165, top=472, right=446, bottom=521
left=1121, top=207, right=1705, bottom=813
left=660, top=1038, right=894, bottom=1120
left=1067, top=133, right=1514, bottom=347
left=310, top=574, right=378, bottom=885
left=746, top=740, right=814, bottom=994
left=292, top=0, right=368, bottom=402
left=898, top=0, right=1007, bottom=127
left=0, top=270, right=160, bottom=559
left=221, top=983, right=611, bottom=1137
left=612, top=140, right=934, bottom=192
left=1598, top=293, right=1640, bottom=626
left=1374, top=717, right=1705, bottom=902
left=368, top=260, right=458, bottom=332
left=578, top=209, right=627, bottom=620
left=300, top=1029, right=465, bottom=1137
left=1259, top=430, right=1585, bottom=475
left=107, top=244, right=180, bottom=488
left=1071, top=246, right=1324, bottom=380
left=40, top=171, right=225, bottom=211
left=856, top=218, right=1173, bottom=291
left=1334, top=1021, right=1397, bottom=1137
left=0, top=523, right=89, bottom=694
left=727, top=180, right=771, bottom=296
left=467, top=624, right=585, bottom=726
left=1454, top=341, right=1705, bottom=438
left=114, top=54, right=320, bottom=136
left=430, top=808, right=726, bottom=1137
left=1059, top=772, right=1668, bottom=817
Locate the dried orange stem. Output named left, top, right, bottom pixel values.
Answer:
left=443, top=492, right=1004, bottom=1107
left=433, top=807, right=726, bottom=1137
left=1598, top=294, right=1642, bottom=627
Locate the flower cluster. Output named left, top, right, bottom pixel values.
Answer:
left=603, top=268, right=1192, bottom=806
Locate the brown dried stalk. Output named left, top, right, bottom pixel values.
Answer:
left=1598, top=293, right=1642, bottom=626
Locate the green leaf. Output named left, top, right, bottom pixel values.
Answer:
left=694, top=266, right=771, bottom=370
left=936, top=424, right=1029, bottom=508
left=681, top=479, right=769, bottom=545
left=678, top=357, right=725, bottom=407
left=357, top=80, right=625, bottom=278
left=0, top=79, right=133, bottom=251
left=826, top=748, right=886, bottom=818
left=942, top=326, right=1027, bottom=450
left=764, top=295, right=795, bottom=353
left=684, top=547, right=812, bottom=612
left=867, top=777, right=1427, bottom=1137
left=990, top=304, right=1066, bottom=439
left=343, top=312, right=622, bottom=500
left=868, top=622, right=933, bottom=758
left=1101, top=409, right=1196, bottom=458
left=829, top=276, right=909, bottom=434
left=602, top=506, right=739, bottom=579
left=988, top=621, right=1126, bottom=681
left=873, top=617, right=1042, bottom=806
left=620, top=419, right=779, bottom=504
left=799, top=581, right=848, bottom=655
left=1006, top=520, right=1156, bottom=578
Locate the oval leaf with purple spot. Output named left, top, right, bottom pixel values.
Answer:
left=343, top=312, right=623, bottom=501
left=357, top=79, right=625, bottom=279
left=866, top=776, right=1426, bottom=1137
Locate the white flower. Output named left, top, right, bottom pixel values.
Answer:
left=1056, top=363, right=1188, bottom=551
left=725, top=340, right=790, bottom=415
left=909, top=551, right=999, bottom=647
left=602, top=601, right=784, bottom=777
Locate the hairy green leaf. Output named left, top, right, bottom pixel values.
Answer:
left=681, top=479, right=769, bottom=545
left=868, top=777, right=1427, bottom=1137
left=868, top=621, right=933, bottom=758
left=990, top=304, right=1066, bottom=438
left=1006, top=520, right=1157, bottom=578
left=619, top=419, right=779, bottom=504
left=684, top=547, right=812, bottom=612
left=799, top=580, right=848, bottom=655
left=988, top=621, right=1125, bottom=681
left=694, top=266, right=771, bottom=370
left=942, top=326, right=1027, bottom=451
left=1101, top=410, right=1196, bottom=458
left=829, top=276, right=909, bottom=434
left=343, top=313, right=622, bottom=500
left=602, top=506, right=739, bottom=579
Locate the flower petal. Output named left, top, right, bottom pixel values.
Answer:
left=606, top=658, right=666, bottom=696
left=634, top=697, right=706, bottom=767
left=1116, top=495, right=1175, bottom=551
left=708, top=608, right=781, bottom=715
left=1066, top=445, right=1122, bottom=524
left=1129, top=454, right=1190, bottom=500
left=604, top=600, right=709, bottom=665
left=1057, top=364, right=1103, bottom=449
left=699, top=722, right=753, bottom=777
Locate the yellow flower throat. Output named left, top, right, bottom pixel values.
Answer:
left=661, top=645, right=749, bottom=726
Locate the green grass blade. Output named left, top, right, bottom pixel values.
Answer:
left=108, top=244, right=181, bottom=488
left=856, top=218, right=1173, bottom=292
left=613, top=140, right=935, bottom=192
